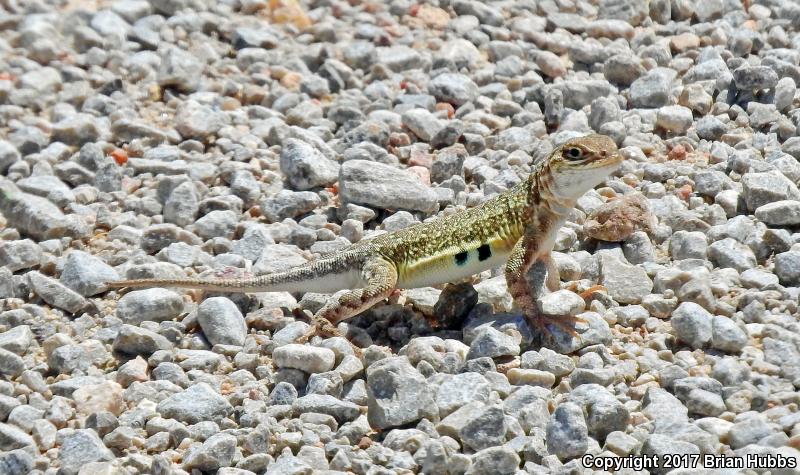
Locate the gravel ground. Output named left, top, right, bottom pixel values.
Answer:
left=1, top=0, right=800, bottom=474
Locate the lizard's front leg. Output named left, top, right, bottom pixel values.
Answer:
left=505, top=237, right=582, bottom=336
left=297, top=257, right=398, bottom=346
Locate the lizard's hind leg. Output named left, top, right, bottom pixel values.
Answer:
left=297, top=257, right=398, bottom=344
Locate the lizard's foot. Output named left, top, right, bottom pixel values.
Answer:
left=296, top=316, right=342, bottom=343
left=295, top=316, right=364, bottom=356
left=564, top=282, right=607, bottom=301
left=524, top=309, right=586, bottom=338
left=577, top=284, right=607, bottom=301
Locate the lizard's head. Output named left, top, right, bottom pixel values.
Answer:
left=547, top=134, right=622, bottom=200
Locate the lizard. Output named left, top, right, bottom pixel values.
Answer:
left=106, top=134, right=623, bottom=345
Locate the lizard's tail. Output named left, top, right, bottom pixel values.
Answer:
left=105, top=256, right=363, bottom=294
left=105, top=277, right=274, bottom=293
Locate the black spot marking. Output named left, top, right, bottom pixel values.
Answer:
left=477, top=244, right=492, bottom=261
left=454, top=251, right=469, bottom=266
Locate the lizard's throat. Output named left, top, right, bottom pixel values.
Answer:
left=536, top=177, right=576, bottom=217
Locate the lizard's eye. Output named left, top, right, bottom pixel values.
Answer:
left=564, top=147, right=583, bottom=160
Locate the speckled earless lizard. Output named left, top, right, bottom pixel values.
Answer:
left=107, top=135, right=624, bottom=346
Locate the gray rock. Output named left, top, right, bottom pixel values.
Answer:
left=437, top=39, right=481, bottom=69
left=27, top=271, right=88, bottom=314
left=712, top=357, right=750, bottom=387
left=436, top=372, right=491, bottom=417
left=0, top=348, right=24, bottom=378
left=0, top=423, right=35, bottom=451
left=19, top=66, right=61, bottom=93
left=546, top=402, right=588, bottom=460
left=670, top=231, right=708, bottom=260
left=17, top=175, right=75, bottom=206
left=58, top=429, right=115, bottom=475
left=139, top=223, right=201, bottom=254
left=0, top=239, right=42, bottom=271
left=183, top=433, right=237, bottom=471
left=273, top=344, right=335, bottom=374
left=116, top=288, right=184, bottom=325
left=376, top=45, right=423, bottom=72
left=569, top=384, right=628, bottom=439
left=164, top=181, right=200, bottom=227
left=740, top=268, right=779, bottom=289
left=775, top=251, right=800, bottom=286
left=158, top=47, right=204, bottom=91
left=603, top=53, right=645, bottom=86
left=754, top=200, right=800, bottom=226
left=193, top=210, right=238, bottom=240
left=775, top=77, right=796, bottom=111
left=0, top=141, right=20, bottom=173
left=671, top=302, right=713, bottom=349
left=708, top=238, right=756, bottom=272
left=733, top=66, right=779, bottom=90
left=452, top=0, right=504, bottom=26
left=401, top=108, right=443, bottom=142
left=537, top=290, right=585, bottom=316
left=630, top=68, right=676, bottom=108
left=232, top=26, right=279, bottom=49
left=741, top=170, right=800, bottom=212
left=0, top=268, right=14, bottom=299
left=466, top=326, right=520, bottom=360
left=598, top=254, right=653, bottom=304
left=340, top=160, right=438, bottom=214
left=696, top=116, right=727, bottom=140
left=60, top=251, right=119, bottom=296
left=599, top=0, right=649, bottom=25
left=94, top=161, right=123, bottom=193
left=292, top=394, right=360, bottom=423
left=0, top=449, right=33, bottom=475
left=366, top=356, right=436, bottom=429
left=157, top=383, right=233, bottom=424
left=269, top=381, right=298, bottom=405
left=261, top=190, right=321, bottom=222
left=612, top=305, right=649, bottom=327
left=9, top=126, right=49, bottom=155
left=51, top=114, right=103, bottom=146
left=710, top=315, right=747, bottom=353
left=641, top=434, right=699, bottom=470
left=656, top=105, right=693, bottom=134
left=280, top=139, right=339, bottom=191
left=429, top=73, right=479, bottom=106
left=197, top=297, right=247, bottom=346
left=460, top=404, right=506, bottom=451
left=642, top=387, right=689, bottom=430
left=0, top=180, right=88, bottom=240
left=685, top=388, right=725, bottom=417
left=231, top=225, right=274, bottom=262
left=465, top=446, right=520, bottom=475
left=729, top=416, right=773, bottom=449
left=0, top=326, right=33, bottom=355
left=113, top=324, right=172, bottom=355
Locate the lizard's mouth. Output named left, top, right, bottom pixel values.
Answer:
left=585, top=152, right=623, bottom=169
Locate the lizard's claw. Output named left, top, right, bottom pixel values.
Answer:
left=296, top=316, right=341, bottom=343
left=564, top=282, right=607, bottom=301
left=295, top=316, right=364, bottom=357
left=578, top=284, right=607, bottom=301
left=524, top=309, right=586, bottom=339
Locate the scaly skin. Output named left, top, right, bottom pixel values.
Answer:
left=107, top=134, right=623, bottom=344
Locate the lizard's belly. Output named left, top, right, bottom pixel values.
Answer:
left=397, top=248, right=510, bottom=289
